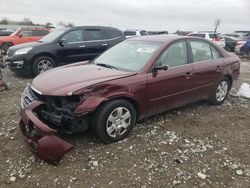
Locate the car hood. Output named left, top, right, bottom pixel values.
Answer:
left=31, top=63, right=136, bottom=96
left=9, top=41, right=44, bottom=51
left=0, top=35, right=12, bottom=42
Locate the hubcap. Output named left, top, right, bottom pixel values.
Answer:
left=216, top=81, right=228, bottom=102
left=106, top=107, right=131, bottom=138
left=37, top=60, right=53, bottom=73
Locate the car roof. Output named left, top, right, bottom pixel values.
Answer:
left=127, top=35, right=191, bottom=43
left=69, top=26, right=120, bottom=31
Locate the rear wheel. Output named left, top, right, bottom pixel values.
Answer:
left=92, top=99, right=136, bottom=143
left=209, top=78, right=230, bottom=105
left=2, top=43, right=12, bottom=55
left=32, top=56, right=55, bottom=76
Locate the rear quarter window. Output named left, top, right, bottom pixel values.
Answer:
left=105, top=29, right=122, bottom=39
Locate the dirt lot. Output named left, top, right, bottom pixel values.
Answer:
left=0, top=58, right=250, bottom=188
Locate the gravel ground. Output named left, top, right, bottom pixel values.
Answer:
left=0, top=58, right=250, bottom=188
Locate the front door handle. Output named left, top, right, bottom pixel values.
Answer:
left=101, top=43, right=108, bottom=46
left=79, top=45, right=86, bottom=48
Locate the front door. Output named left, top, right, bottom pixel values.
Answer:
left=146, top=41, right=194, bottom=116
left=57, top=29, right=86, bottom=64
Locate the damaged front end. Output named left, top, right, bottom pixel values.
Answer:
left=20, top=85, right=90, bottom=163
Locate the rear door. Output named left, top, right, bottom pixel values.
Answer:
left=188, top=39, right=224, bottom=100
left=146, top=40, right=194, bottom=116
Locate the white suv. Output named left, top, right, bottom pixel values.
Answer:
left=123, top=30, right=148, bottom=38
left=188, top=32, right=226, bottom=48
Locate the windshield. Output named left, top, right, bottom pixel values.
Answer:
left=10, top=28, right=21, bottom=36
left=94, top=41, right=162, bottom=72
left=39, top=29, right=67, bottom=43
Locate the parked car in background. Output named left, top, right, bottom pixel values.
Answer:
left=0, top=27, right=50, bottom=55
left=5, top=26, right=125, bottom=76
left=0, top=29, right=13, bottom=36
left=224, top=36, right=239, bottom=52
left=148, top=31, right=168, bottom=35
left=188, top=32, right=226, bottom=48
left=235, top=36, right=250, bottom=57
left=224, top=33, right=242, bottom=39
left=123, top=30, right=148, bottom=38
left=19, top=35, right=240, bottom=163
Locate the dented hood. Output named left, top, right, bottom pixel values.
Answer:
left=31, top=63, right=135, bottom=96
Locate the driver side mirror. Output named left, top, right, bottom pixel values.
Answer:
left=152, top=65, right=169, bottom=73
left=58, top=39, right=67, bottom=46
left=18, top=34, right=23, bottom=38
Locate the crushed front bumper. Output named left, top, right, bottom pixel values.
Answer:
left=20, top=100, right=74, bottom=164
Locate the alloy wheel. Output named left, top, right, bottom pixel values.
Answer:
left=216, top=81, right=228, bottom=102
left=106, top=107, right=131, bottom=138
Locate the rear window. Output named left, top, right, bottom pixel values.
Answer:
left=124, top=31, right=136, bottom=36
left=84, top=29, right=103, bottom=41
left=32, top=30, right=49, bottom=36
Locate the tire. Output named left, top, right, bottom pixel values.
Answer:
left=32, top=56, right=55, bottom=76
left=209, top=78, right=230, bottom=105
left=92, top=99, right=137, bottom=143
left=2, top=43, right=12, bottom=55
left=225, top=46, right=232, bottom=52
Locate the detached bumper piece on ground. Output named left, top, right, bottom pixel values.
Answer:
left=19, top=101, right=74, bottom=164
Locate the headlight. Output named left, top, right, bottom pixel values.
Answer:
left=14, top=47, right=33, bottom=55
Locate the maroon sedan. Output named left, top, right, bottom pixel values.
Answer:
left=20, top=35, right=240, bottom=163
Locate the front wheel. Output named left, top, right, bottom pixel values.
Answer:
left=92, top=99, right=137, bottom=143
left=209, top=78, right=230, bottom=105
left=32, top=56, right=55, bottom=76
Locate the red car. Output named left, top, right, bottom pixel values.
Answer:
left=19, top=35, right=240, bottom=163
left=0, top=27, right=50, bottom=55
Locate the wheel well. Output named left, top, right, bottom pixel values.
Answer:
left=97, top=97, right=140, bottom=120
left=32, top=53, right=57, bottom=66
left=3, top=42, right=13, bottom=46
left=225, top=75, right=233, bottom=89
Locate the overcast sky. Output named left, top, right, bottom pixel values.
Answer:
left=0, top=0, right=249, bottom=33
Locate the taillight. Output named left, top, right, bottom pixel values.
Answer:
left=213, top=38, right=221, bottom=42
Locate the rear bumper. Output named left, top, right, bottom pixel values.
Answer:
left=20, top=100, right=74, bottom=164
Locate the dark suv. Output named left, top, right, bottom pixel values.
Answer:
left=5, top=26, right=125, bottom=75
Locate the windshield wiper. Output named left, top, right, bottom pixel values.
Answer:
left=96, top=63, right=117, bottom=70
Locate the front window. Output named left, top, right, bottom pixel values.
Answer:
left=39, top=29, right=67, bottom=43
left=94, top=41, right=162, bottom=72
left=62, top=30, right=83, bottom=43
left=156, top=41, right=187, bottom=67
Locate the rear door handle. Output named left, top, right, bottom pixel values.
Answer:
left=79, top=45, right=86, bottom=48
left=101, top=43, right=108, bottom=46
left=216, top=65, right=221, bottom=72
left=185, top=72, right=193, bottom=79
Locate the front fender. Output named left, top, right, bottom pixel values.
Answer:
left=74, top=96, right=107, bottom=114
